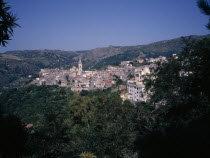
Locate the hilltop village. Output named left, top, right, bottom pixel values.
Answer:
left=31, top=56, right=167, bottom=102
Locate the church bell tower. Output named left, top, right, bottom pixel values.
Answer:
left=78, top=58, right=82, bottom=73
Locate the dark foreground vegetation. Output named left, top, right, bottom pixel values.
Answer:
left=1, top=0, right=210, bottom=157
left=0, top=37, right=210, bottom=158
left=0, top=86, right=142, bottom=158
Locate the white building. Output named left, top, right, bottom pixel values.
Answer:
left=127, top=82, right=146, bottom=102
left=127, top=66, right=150, bottom=102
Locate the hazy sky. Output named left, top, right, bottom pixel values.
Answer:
left=1, top=0, right=209, bottom=53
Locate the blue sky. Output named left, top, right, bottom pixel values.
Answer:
left=1, top=0, right=209, bottom=53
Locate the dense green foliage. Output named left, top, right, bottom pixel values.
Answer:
left=0, top=85, right=153, bottom=158
left=145, top=38, right=210, bottom=123
left=65, top=91, right=137, bottom=157
left=1, top=38, right=210, bottom=157
left=136, top=38, right=210, bottom=158
left=0, top=85, right=74, bottom=158
left=1, top=1, right=210, bottom=156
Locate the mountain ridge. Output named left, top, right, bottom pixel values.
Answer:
left=2, top=34, right=209, bottom=54
left=1, top=34, right=210, bottom=89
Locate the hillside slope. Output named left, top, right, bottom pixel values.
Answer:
left=0, top=50, right=79, bottom=88
left=1, top=34, right=209, bottom=88
left=82, top=34, right=210, bottom=69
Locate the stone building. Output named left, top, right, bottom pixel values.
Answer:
left=31, top=55, right=165, bottom=97
left=127, top=66, right=151, bottom=102
left=127, top=82, right=145, bottom=102
left=78, top=58, right=82, bottom=75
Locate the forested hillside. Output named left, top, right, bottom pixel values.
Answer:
left=0, top=85, right=148, bottom=157
left=1, top=34, right=209, bottom=89
left=1, top=37, right=210, bottom=158
left=82, top=34, right=210, bottom=69
left=0, top=50, right=79, bottom=89
left=1, top=0, right=210, bottom=157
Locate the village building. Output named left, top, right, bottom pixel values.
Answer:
left=31, top=55, right=165, bottom=102
left=127, top=65, right=151, bottom=102
left=31, top=58, right=132, bottom=92
left=136, top=58, right=145, bottom=63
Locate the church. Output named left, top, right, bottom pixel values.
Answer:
left=69, top=58, right=83, bottom=77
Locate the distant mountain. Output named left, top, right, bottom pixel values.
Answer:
left=0, top=50, right=79, bottom=89
left=81, top=34, right=210, bottom=69
left=1, top=34, right=210, bottom=89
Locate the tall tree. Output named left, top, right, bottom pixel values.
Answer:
left=136, top=37, right=210, bottom=158
left=0, top=0, right=19, bottom=47
left=65, top=91, right=137, bottom=158
left=197, top=0, right=210, bottom=30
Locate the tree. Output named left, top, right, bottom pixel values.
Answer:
left=0, top=114, right=28, bottom=158
left=0, top=0, right=20, bottom=47
left=134, top=2, right=210, bottom=153
left=65, top=91, right=137, bottom=157
left=197, top=0, right=210, bottom=30
left=0, top=85, right=74, bottom=158
left=136, top=38, right=210, bottom=158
